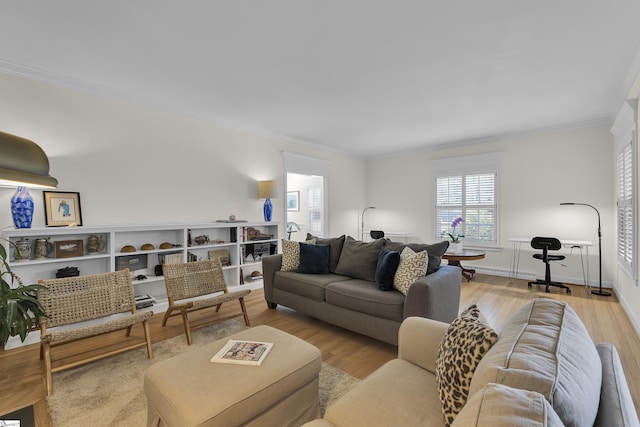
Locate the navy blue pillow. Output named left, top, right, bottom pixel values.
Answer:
left=298, top=242, right=330, bottom=274
left=375, top=247, right=401, bottom=291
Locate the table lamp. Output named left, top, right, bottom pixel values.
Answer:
left=258, top=180, right=277, bottom=222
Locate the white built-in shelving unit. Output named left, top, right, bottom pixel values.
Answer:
left=1, top=221, right=279, bottom=314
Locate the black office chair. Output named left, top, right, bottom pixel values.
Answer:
left=370, top=230, right=385, bottom=239
left=527, top=237, right=571, bottom=294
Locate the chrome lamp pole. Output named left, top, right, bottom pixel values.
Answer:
left=361, top=206, right=376, bottom=241
left=560, top=202, right=611, bottom=296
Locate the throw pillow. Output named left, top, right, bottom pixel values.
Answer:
left=306, top=233, right=345, bottom=273
left=436, top=305, right=498, bottom=426
left=334, top=236, right=385, bottom=281
left=385, top=240, right=449, bottom=274
left=298, top=242, right=330, bottom=274
left=393, top=247, right=428, bottom=295
left=375, top=247, right=401, bottom=291
left=280, top=239, right=300, bottom=272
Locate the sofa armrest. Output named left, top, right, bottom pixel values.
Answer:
left=594, top=343, right=640, bottom=427
left=403, top=264, right=461, bottom=324
left=398, top=316, right=450, bottom=373
left=261, top=254, right=282, bottom=304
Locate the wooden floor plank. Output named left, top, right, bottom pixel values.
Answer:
left=1, top=274, right=638, bottom=425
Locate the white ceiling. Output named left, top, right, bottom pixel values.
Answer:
left=1, top=1, right=640, bottom=158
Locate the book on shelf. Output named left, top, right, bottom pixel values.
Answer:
left=210, top=339, right=273, bottom=366
left=163, top=253, right=184, bottom=265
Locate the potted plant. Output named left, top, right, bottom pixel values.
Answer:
left=0, top=240, right=47, bottom=349
left=445, top=217, right=465, bottom=254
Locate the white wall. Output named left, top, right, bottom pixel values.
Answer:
left=0, top=72, right=366, bottom=239
left=366, top=125, right=616, bottom=288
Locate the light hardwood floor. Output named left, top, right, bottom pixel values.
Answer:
left=1, top=274, right=639, bottom=426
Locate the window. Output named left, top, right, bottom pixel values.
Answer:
left=308, top=185, right=323, bottom=234
left=611, top=100, right=636, bottom=279
left=432, top=153, right=502, bottom=247
left=617, top=141, right=633, bottom=268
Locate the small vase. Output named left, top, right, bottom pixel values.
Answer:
left=263, top=198, right=273, bottom=222
left=11, top=186, right=34, bottom=229
left=452, top=240, right=464, bottom=254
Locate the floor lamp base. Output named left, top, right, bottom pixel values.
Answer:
left=591, top=289, right=612, bottom=296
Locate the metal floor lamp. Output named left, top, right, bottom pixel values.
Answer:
left=560, top=202, right=611, bottom=296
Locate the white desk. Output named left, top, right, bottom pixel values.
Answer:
left=508, top=237, right=593, bottom=287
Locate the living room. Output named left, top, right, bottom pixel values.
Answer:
left=1, top=2, right=640, bottom=426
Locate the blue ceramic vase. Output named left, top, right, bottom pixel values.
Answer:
left=11, top=186, right=34, bottom=229
left=263, top=198, right=273, bottom=222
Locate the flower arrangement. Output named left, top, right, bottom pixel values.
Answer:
left=445, top=217, right=465, bottom=242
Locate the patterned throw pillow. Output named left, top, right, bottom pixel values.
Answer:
left=436, top=305, right=498, bottom=426
left=280, top=239, right=300, bottom=272
left=392, top=247, right=428, bottom=295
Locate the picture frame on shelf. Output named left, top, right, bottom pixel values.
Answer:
left=287, top=191, right=299, bottom=211
left=54, top=240, right=84, bottom=259
left=43, top=191, right=83, bottom=227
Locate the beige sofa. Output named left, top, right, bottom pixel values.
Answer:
left=305, top=298, right=639, bottom=427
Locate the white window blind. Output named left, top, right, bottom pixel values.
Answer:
left=611, top=100, right=637, bottom=281
left=617, top=140, right=634, bottom=268
left=432, top=152, right=502, bottom=248
left=436, top=173, right=497, bottom=244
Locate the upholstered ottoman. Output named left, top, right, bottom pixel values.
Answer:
left=144, top=325, right=322, bottom=427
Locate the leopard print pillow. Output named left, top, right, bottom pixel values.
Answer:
left=280, top=239, right=300, bottom=271
left=435, top=305, right=498, bottom=426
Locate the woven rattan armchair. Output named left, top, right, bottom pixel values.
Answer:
left=38, top=269, right=154, bottom=395
left=162, top=259, right=251, bottom=345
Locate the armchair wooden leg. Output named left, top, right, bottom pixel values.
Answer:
left=43, top=341, right=53, bottom=396
left=239, top=297, right=251, bottom=326
left=142, top=319, right=154, bottom=359
left=215, top=303, right=222, bottom=313
left=161, top=310, right=172, bottom=327
left=181, top=310, right=193, bottom=345
left=125, top=325, right=133, bottom=337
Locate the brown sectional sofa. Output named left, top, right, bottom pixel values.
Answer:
left=262, top=235, right=462, bottom=345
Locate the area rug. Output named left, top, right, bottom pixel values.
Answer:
left=46, top=320, right=359, bottom=426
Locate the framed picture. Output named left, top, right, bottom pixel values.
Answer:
left=43, top=191, right=83, bottom=227
left=287, top=191, right=299, bottom=211
left=54, top=240, right=84, bottom=258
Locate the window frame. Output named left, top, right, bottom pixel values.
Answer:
left=431, top=152, right=503, bottom=249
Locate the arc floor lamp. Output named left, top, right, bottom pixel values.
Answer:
left=560, top=202, right=611, bottom=296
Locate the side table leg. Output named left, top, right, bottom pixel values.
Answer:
left=447, top=260, right=476, bottom=281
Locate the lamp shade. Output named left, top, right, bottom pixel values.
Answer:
left=258, top=180, right=277, bottom=199
left=0, top=131, right=58, bottom=188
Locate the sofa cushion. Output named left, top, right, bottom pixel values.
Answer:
left=324, top=358, right=445, bottom=427
left=393, top=247, right=428, bottom=295
left=375, top=247, right=401, bottom=291
left=325, top=279, right=405, bottom=322
left=385, top=240, right=449, bottom=274
left=273, top=271, right=351, bottom=302
left=298, top=242, right=330, bottom=274
left=436, top=305, right=498, bottom=426
left=469, top=298, right=602, bottom=427
left=306, top=234, right=345, bottom=273
left=452, top=383, right=564, bottom=427
left=281, top=239, right=300, bottom=272
left=335, top=236, right=385, bottom=282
